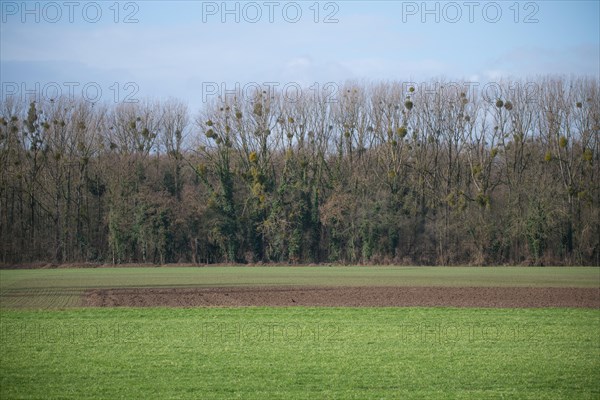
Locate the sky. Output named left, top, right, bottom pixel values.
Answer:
left=1, top=0, right=599, bottom=111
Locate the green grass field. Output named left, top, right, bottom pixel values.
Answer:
left=1, top=267, right=599, bottom=399
left=2, top=307, right=599, bottom=399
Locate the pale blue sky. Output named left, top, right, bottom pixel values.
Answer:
left=1, top=0, right=598, bottom=110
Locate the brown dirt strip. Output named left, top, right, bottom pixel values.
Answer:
left=83, top=286, right=600, bottom=308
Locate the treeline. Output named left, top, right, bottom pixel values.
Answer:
left=0, top=77, right=598, bottom=265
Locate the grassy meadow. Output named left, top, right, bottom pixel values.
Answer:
left=1, top=266, right=598, bottom=398
left=1, top=307, right=599, bottom=399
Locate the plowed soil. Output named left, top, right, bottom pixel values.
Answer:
left=84, top=286, right=600, bottom=308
